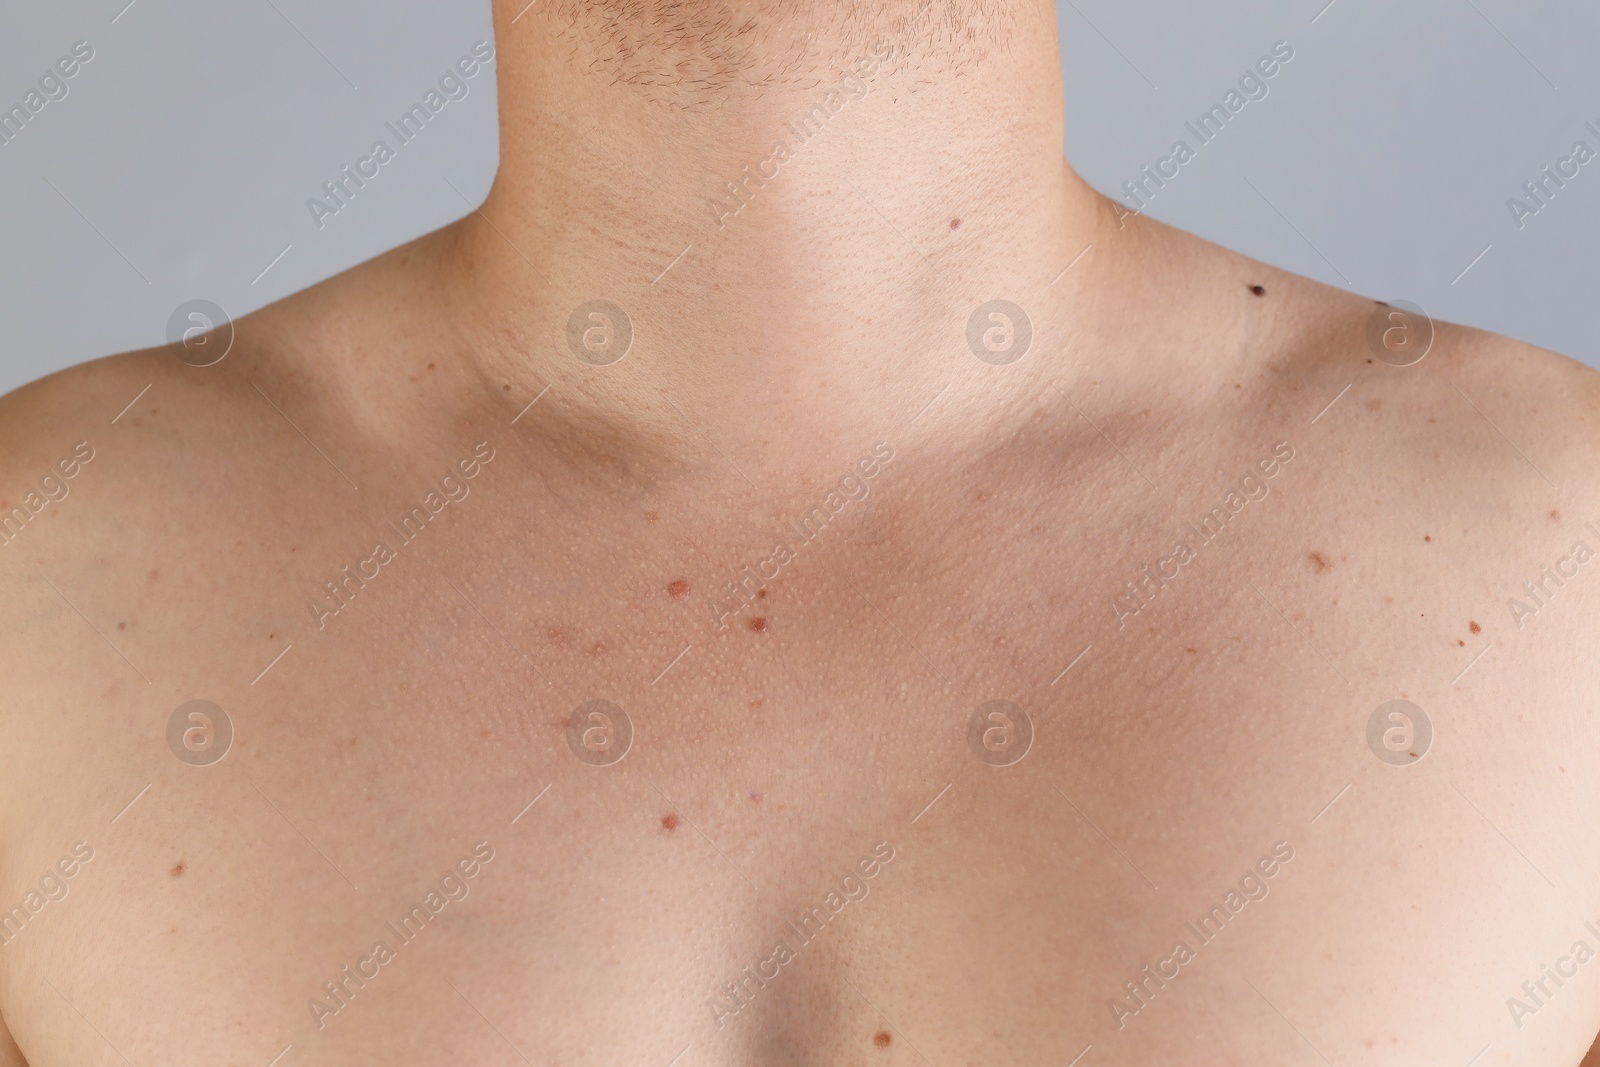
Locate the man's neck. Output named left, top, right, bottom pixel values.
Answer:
left=340, top=1, right=1117, bottom=486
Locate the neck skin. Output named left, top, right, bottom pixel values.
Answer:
left=328, top=1, right=1121, bottom=487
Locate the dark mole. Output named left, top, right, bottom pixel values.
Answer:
left=1309, top=551, right=1332, bottom=573
left=874, top=1031, right=892, bottom=1048
left=949, top=218, right=960, bottom=230
left=1249, top=284, right=1266, bottom=297
left=1457, top=640, right=1465, bottom=647
left=1424, top=535, right=1432, bottom=543
left=170, top=861, right=185, bottom=878
left=668, top=579, right=690, bottom=598
left=757, top=588, right=768, bottom=599
left=661, top=814, right=679, bottom=832
left=1470, top=620, right=1481, bottom=634
left=750, top=617, right=768, bottom=633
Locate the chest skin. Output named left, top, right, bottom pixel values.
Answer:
left=2, top=347, right=1599, bottom=1067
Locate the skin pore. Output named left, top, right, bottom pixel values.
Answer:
left=3, top=1, right=1600, bottom=1065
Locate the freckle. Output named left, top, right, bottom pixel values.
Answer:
left=757, top=588, right=768, bottom=599
left=1470, top=620, right=1481, bottom=634
left=1309, top=551, right=1331, bottom=573
left=668, top=579, right=690, bottom=598
left=1424, top=535, right=1431, bottom=543
left=1184, top=646, right=1198, bottom=653
left=1457, top=640, right=1464, bottom=646
left=1249, top=284, right=1265, bottom=297
left=644, top=511, right=658, bottom=522
left=268, top=633, right=275, bottom=639
left=503, top=384, right=511, bottom=392
left=117, top=622, right=126, bottom=630
left=661, top=814, right=679, bottom=832
left=949, top=218, right=960, bottom=230
left=1367, top=398, right=1382, bottom=411
left=874, top=1031, right=892, bottom=1048
left=749, top=699, right=763, bottom=709
left=148, top=568, right=160, bottom=582
left=750, top=617, right=768, bottom=633
left=427, top=362, right=436, bottom=371
left=170, top=861, right=185, bottom=878
left=349, top=736, right=358, bottom=747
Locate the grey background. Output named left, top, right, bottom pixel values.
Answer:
left=0, top=0, right=1595, bottom=398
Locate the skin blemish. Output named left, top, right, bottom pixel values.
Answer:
left=1249, top=284, right=1265, bottom=297
left=503, top=384, right=511, bottom=392
left=757, top=588, right=768, bottom=599
left=547, top=627, right=572, bottom=647
left=645, top=511, right=659, bottom=522
left=170, top=861, right=185, bottom=878
left=661, top=814, right=679, bottom=832
left=117, top=622, right=126, bottom=630
left=1309, top=552, right=1332, bottom=573
left=1551, top=509, right=1562, bottom=522
left=148, top=569, right=160, bottom=582
left=750, top=617, right=768, bottom=633
left=668, top=579, right=690, bottom=598
left=1424, top=535, right=1432, bottom=543
left=1367, top=398, right=1382, bottom=412
left=427, top=362, right=436, bottom=371
left=1457, top=640, right=1465, bottom=647
left=874, top=1031, right=892, bottom=1048
left=1470, top=620, right=1481, bottom=634
left=590, top=642, right=607, bottom=656
left=750, top=791, right=763, bottom=804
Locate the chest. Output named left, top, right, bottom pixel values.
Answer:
left=7, top=446, right=1600, bottom=1066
